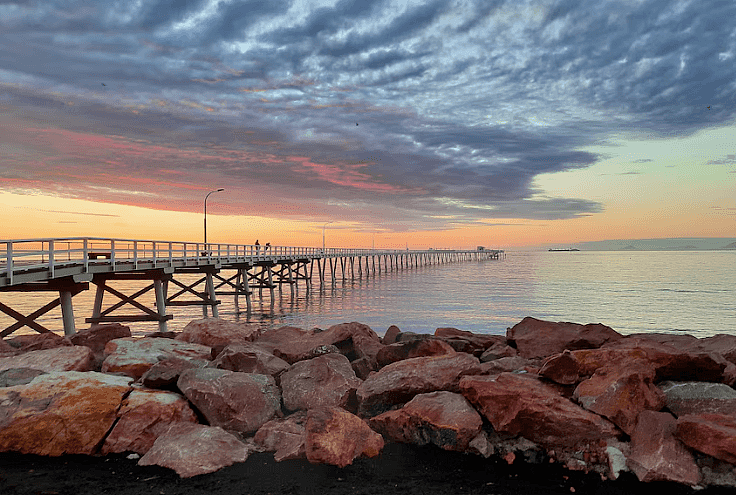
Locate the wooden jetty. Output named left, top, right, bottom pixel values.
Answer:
left=0, top=237, right=504, bottom=337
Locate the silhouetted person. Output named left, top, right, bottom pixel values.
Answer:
left=265, top=242, right=271, bottom=252
left=255, top=239, right=260, bottom=255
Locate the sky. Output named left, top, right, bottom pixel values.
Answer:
left=1, top=0, right=735, bottom=249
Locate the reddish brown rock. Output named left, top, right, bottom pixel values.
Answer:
left=479, top=342, right=518, bottom=362
left=382, top=325, right=402, bottom=345
left=209, top=343, right=290, bottom=377
left=138, top=422, right=249, bottom=478
left=627, top=410, right=700, bottom=486
left=356, top=353, right=483, bottom=417
left=376, top=338, right=456, bottom=367
left=305, top=406, right=384, bottom=468
left=434, top=328, right=502, bottom=356
left=350, top=333, right=384, bottom=376
left=69, top=323, right=131, bottom=369
left=689, top=334, right=736, bottom=365
left=5, top=332, right=72, bottom=353
left=506, top=317, right=623, bottom=359
left=0, top=339, right=17, bottom=356
left=254, top=411, right=308, bottom=462
left=539, top=350, right=583, bottom=385
left=459, top=373, right=620, bottom=450
left=659, top=381, right=736, bottom=417
left=0, top=368, right=46, bottom=387
left=175, top=318, right=263, bottom=356
left=676, top=413, right=736, bottom=464
left=625, top=333, right=699, bottom=348
left=478, top=356, right=534, bottom=376
left=0, top=371, right=132, bottom=455
left=102, top=388, right=198, bottom=455
left=369, top=391, right=482, bottom=451
left=177, top=368, right=281, bottom=434
left=140, top=357, right=202, bottom=390
left=280, top=353, right=362, bottom=412
left=0, top=346, right=95, bottom=374
left=102, top=337, right=211, bottom=379
left=573, top=367, right=666, bottom=435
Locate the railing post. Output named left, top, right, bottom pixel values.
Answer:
left=152, top=241, right=157, bottom=266
left=169, top=242, right=173, bottom=266
left=6, top=242, right=13, bottom=286
left=48, top=240, right=55, bottom=278
left=133, top=241, right=139, bottom=269
left=110, top=239, right=116, bottom=269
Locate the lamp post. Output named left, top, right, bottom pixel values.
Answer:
left=322, top=221, right=333, bottom=252
left=204, top=188, right=224, bottom=249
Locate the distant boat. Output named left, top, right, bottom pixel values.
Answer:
left=548, top=248, right=580, bottom=252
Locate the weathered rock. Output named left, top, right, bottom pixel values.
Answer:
left=479, top=342, right=518, bottom=362
left=369, top=391, right=482, bottom=451
left=350, top=334, right=384, bottom=376
left=5, top=332, right=72, bottom=353
left=305, top=406, right=384, bottom=468
left=102, top=337, right=211, bottom=379
left=659, top=381, right=736, bottom=417
left=478, top=356, right=534, bottom=376
left=0, top=346, right=95, bottom=373
left=69, top=323, right=132, bottom=369
left=459, top=373, right=620, bottom=450
left=140, top=357, right=202, bottom=390
left=627, top=410, right=701, bottom=485
left=0, top=339, right=16, bottom=356
left=208, top=343, right=290, bottom=377
left=175, top=318, right=263, bottom=356
left=689, top=334, right=736, bottom=365
left=356, top=353, right=483, bottom=417
left=138, top=422, right=249, bottom=478
left=102, top=388, right=198, bottom=455
left=254, top=411, right=307, bottom=462
left=539, top=350, right=583, bottom=385
left=625, top=332, right=699, bottom=349
left=0, top=371, right=132, bottom=455
left=434, top=328, right=502, bottom=356
left=573, top=367, right=666, bottom=435
left=395, top=331, right=430, bottom=342
left=676, top=413, right=736, bottom=464
left=177, top=368, right=281, bottom=434
left=281, top=353, right=362, bottom=412
left=376, top=338, right=456, bottom=367
left=382, top=325, right=402, bottom=345
left=506, top=317, right=623, bottom=359
left=0, top=368, right=46, bottom=387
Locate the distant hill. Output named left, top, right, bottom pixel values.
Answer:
left=544, top=238, right=736, bottom=251
left=720, top=241, right=736, bottom=250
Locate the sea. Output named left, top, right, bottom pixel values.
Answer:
left=2, top=250, right=734, bottom=339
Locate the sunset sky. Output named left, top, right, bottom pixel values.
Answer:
left=1, top=0, right=735, bottom=249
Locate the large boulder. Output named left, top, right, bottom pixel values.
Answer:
left=459, top=373, right=620, bottom=450
left=254, top=411, right=308, bottom=462
left=0, top=368, right=46, bottom=387
left=0, top=371, right=132, bottom=455
left=140, top=357, right=202, bottom=390
left=177, top=368, right=281, bottom=434
left=676, top=413, right=736, bottom=464
left=101, top=337, right=211, bottom=379
left=375, top=338, right=456, bottom=368
left=208, top=343, right=290, bottom=377
left=506, top=317, right=623, bottom=359
left=175, top=318, right=263, bottom=356
left=5, top=333, right=72, bottom=353
left=433, top=328, right=502, bottom=356
left=0, top=346, right=95, bottom=374
left=69, top=323, right=132, bottom=369
left=138, top=422, right=249, bottom=478
left=659, top=381, right=736, bottom=417
left=356, top=353, right=483, bottom=417
left=382, top=325, right=402, bottom=345
left=305, top=406, right=384, bottom=468
left=280, top=353, right=362, bottom=412
left=102, top=388, right=198, bottom=455
left=0, top=339, right=17, bottom=356
left=627, top=410, right=701, bottom=486
left=688, top=334, right=736, bottom=364
left=369, top=391, right=483, bottom=451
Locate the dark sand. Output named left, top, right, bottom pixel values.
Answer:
left=1, top=444, right=730, bottom=495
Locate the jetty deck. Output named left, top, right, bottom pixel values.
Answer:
left=0, top=237, right=503, bottom=337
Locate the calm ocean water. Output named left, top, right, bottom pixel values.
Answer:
left=2, top=250, right=734, bottom=339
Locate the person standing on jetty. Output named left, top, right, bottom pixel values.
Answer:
left=255, top=239, right=260, bottom=255
left=264, top=242, right=271, bottom=253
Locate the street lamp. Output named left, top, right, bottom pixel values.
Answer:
left=204, top=188, right=225, bottom=248
left=322, top=221, right=333, bottom=252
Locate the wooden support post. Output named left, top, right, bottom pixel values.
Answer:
left=206, top=272, right=219, bottom=318
left=59, top=290, right=75, bottom=336
left=154, top=277, right=168, bottom=332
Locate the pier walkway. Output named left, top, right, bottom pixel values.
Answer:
left=0, top=237, right=503, bottom=337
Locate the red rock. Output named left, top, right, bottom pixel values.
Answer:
left=356, top=353, right=483, bottom=417
left=0, top=371, right=132, bottom=455
left=625, top=333, right=699, bottom=348
left=138, top=422, right=249, bottom=478
left=459, top=373, right=620, bottom=450
left=0, top=346, right=95, bottom=373
left=281, top=353, right=362, bottom=412
left=254, top=411, right=308, bottom=462
left=102, top=388, right=198, bottom=455
left=69, top=323, right=131, bottom=369
left=506, top=317, right=623, bottom=359
left=305, top=406, right=384, bottom=468
left=376, top=338, right=456, bottom=367
left=627, top=410, right=700, bottom=485
left=479, top=342, right=518, bottom=362
left=478, top=356, right=534, bottom=376
left=177, top=368, right=281, bottom=434
left=676, top=413, right=736, bottom=464
left=539, top=350, right=583, bottom=385
left=369, top=391, right=482, bottom=451
left=140, top=357, right=201, bottom=390
left=382, top=325, right=402, bottom=345
left=689, top=334, right=736, bottom=364
left=209, top=343, right=290, bottom=377
left=0, top=339, right=16, bottom=356
left=350, top=334, right=384, bottom=376
left=434, top=328, right=502, bottom=356
left=175, top=318, right=263, bottom=356
left=659, top=381, right=736, bottom=417
left=101, top=337, right=211, bottom=379
left=573, top=367, right=666, bottom=435
left=0, top=368, right=46, bottom=387
left=5, top=332, right=72, bottom=353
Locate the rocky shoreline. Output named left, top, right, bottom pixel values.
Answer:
left=2, top=317, right=736, bottom=491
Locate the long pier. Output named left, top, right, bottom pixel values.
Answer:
left=0, top=237, right=504, bottom=337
